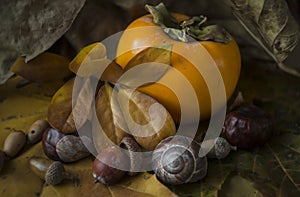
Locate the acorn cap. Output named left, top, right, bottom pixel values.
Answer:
left=45, top=161, right=65, bottom=185
left=207, top=137, right=236, bottom=159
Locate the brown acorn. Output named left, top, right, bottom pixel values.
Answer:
left=45, top=161, right=77, bottom=185
left=202, top=137, right=236, bottom=159
left=28, top=119, right=50, bottom=144
left=3, top=130, right=26, bottom=158
left=55, top=135, right=90, bottom=163
left=93, top=146, right=129, bottom=185
left=29, top=157, right=78, bottom=185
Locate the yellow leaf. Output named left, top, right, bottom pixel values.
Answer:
left=11, top=52, right=72, bottom=83
left=120, top=45, right=172, bottom=88
left=69, top=42, right=107, bottom=75
left=117, top=88, right=176, bottom=150
left=95, top=83, right=128, bottom=147
left=47, top=77, right=94, bottom=134
left=69, top=42, right=124, bottom=84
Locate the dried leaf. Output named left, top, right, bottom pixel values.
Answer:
left=69, top=43, right=107, bottom=75
left=95, top=83, right=128, bottom=149
left=11, top=52, right=72, bottom=83
left=121, top=45, right=172, bottom=88
left=47, top=77, right=94, bottom=133
left=117, top=88, right=176, bottom=150
left=70, top=42, right=124, bottom=83
left=229, top=0, right=300, bottom=76
left=0, top=0, right=85, bottom=84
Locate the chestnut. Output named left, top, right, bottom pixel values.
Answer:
left=223, top=105, right=272, bottom=149
left=42, top=128, right=65, bottom=161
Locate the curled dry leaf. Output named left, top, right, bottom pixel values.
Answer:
left=117, top=88, right=176, bottom=150
left=69, top=42, right=124, bottom=83
left=229, top=0, right=300, bottom=76
left=11, top=52, right=73, bottom=83
left=47, top=77, right=93, bottom=133
left=95, top=83, right=128, bottom=150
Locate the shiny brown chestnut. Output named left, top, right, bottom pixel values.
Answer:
left=223, top=105, right=272, bottom=149
left=42, top=128, right=65, bottom=160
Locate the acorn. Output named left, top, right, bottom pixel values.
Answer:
left=28, top=119, right=50, bottom=144
left=29, top=157, right=78, bottom=185
left=119, top=136, right=142, bottom=176
left=3, top=130, right=26, bottom=158
left=55, top=135, right=90, bottom=163
left=202, top=137, right=236, bottom=159
left=93, top=146, right=129, bottom=185
left=45, top=161, right=77, bottom=185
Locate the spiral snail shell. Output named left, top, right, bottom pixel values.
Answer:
left=152, top=135, right=207, bottom=185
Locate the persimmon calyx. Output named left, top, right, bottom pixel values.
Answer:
left=145, top=3, right=231, bottom=43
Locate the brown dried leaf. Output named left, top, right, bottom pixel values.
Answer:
left=121, top=45, right=172, bottom=88
left=229, top=0, right=300, bottom=76
left=11, top=52, right=72, bottom=83
left=117, top=88, right=176, bottom=150
left=95, top=83, right=128, bottom=149
left=47, top=77, right=93, bottom=133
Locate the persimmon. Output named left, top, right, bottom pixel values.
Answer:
left=116, top=3, right=241, bottom=124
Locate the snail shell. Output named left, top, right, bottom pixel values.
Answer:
left=152, top=135, right=207, bottom=185
left=28, top=119, right=49, bottom=144
left=56, top=135, right=90, bottom=163
left=3, top=130, right=26, bottom=158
